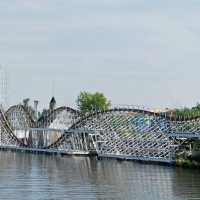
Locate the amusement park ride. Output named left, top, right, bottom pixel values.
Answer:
left=0, top=69, right=200, bottom=163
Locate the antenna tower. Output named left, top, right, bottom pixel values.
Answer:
left=0, top=66, right=9, bottom=109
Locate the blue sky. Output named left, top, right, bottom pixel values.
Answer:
left=1, top=0, right=200, bottom=110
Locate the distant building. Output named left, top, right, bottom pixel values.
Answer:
left=150, top=108, right=176, bottom=114
left=41, top=108, right=49, bottom=117
left=49, top=96, right=56, bottom=111
left=41, top=97, right=57, bottom=117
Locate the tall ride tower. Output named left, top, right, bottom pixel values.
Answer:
left=0, top=67, right=8, bottom=109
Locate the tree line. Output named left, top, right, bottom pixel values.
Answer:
left=22, top=92, right=111, bottom=117
left=174, top=103, right=200, bottom=117
left=22, top=92, right=200, bottom=118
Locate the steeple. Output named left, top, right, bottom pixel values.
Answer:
left=49, top=96, right=56, bottom=111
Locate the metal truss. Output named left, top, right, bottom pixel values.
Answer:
left=5, top=105, right=36, bottom=129
left=37, top=106, right=80, bottom=129
left=0, top=68, right=9, bottom=109
left=69, top=110, right=174, bottom=161
left=45, top=130, right=95, bottom=154
left=0, top=106, right=25, bottom=147
left=3, top=104, right=200, bottom=162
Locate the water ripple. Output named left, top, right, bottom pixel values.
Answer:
left=0, top=152, right=199, bottom=200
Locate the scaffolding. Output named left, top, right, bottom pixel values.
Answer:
left=0, top=67, right=8, bottom=109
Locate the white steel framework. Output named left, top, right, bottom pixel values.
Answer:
left=3, top=105, right=200, bottom=162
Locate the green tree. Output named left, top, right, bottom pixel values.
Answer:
left=23, top=98, right=30, bottom=107
left=174, top=102, right=200, bottom=117
left=76, top=92, right=111, bottom=115
left=22, top=98, right=37, bottom=119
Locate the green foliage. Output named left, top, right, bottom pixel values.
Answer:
left=76, top=92, right=111, bottom=115
left=22, top=98, right=37, bottom=119
left=176, top=155, right=200, bottom=168
left=174, top=103, right=200, bottom=117
left=38, top=111, right=42, bottom=118
left=23, top=98, right=30, bottom=107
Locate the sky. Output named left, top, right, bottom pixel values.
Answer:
left=1, top=0, right=200, bottom=110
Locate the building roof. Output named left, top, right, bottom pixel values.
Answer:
left=50, top=97, right=56, bottom=104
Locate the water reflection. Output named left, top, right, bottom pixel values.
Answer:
left=0, top=151, right=199, bottom=200
left=172, top=168, right=200, bottom=200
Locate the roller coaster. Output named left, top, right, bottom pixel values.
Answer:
left=1, top=104, right=200, bottom=163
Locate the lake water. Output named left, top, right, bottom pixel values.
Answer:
left=0, top=151, right=200, bottom=200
